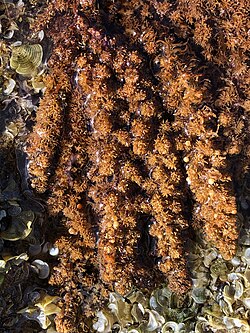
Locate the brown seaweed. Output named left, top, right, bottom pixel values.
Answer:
left=26, top=0, right=249, bottom=331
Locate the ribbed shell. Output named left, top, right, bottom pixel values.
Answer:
left=10, top=44, right=43, bottom=75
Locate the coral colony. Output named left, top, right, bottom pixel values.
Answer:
left=0, top=0, right=249, bottom=332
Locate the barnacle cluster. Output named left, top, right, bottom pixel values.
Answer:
left=25, top=0, right=250, bottom=331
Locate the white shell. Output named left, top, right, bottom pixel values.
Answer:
left=149, top=295, right=158, bottom=309
left=3, top=78, right=16, bottom=95
left=93, top=311, right=112, bottom=333
left=234, top=280, right=244, bottom=299
left=223, top=317, right=234, bottom=329
left=243, top=298, right=250, bottom=308
left=0, top=210, right=6, bottom=220
left=162, top=322, right=185, bottom=333
left=243, top=248, right=250, bottom=264
left=11, top=41, right=22, bottom=47
left=233, top=318, right=249, bottom=329
left=38, top=30, right=44, bottom=41
left=145, top=309, right=165, bottom=331
left=31, top=259, right=50, bottom=279
left=231, top=257, right=241, bottom=266
left=204, top=249, right=217, bottom=267
left=4, top=30, right=15, bottom=39
left=0, top=260, right=6, bottom=269
left=49, top=246, right=59, bottom=256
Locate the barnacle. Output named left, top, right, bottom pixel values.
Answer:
left=10, top=44, right=43, bottom=76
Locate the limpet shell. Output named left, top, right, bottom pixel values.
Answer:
left=131, top=303, right=144, bottom=322
left=192, top=288, right=206, bottom=304
left=231, top=256, right=241, bottom=266
left=145, top=309, right=165, bottom=331
left=10, top=44, right=43, bottom=76
left=234, top=280, right=244, bottom=299
left=162, top=322, right=185, bottom=333
left=93, top=311, right=113, bottom=333
left=210, top=259, right=228, bottom=280
left=203, top=249, right=217, bottom=268
left=243, top=298, right=250, bottom=308
left=223, top=284, right=235, bottom=301
left=31, top=259, right=50, bottom=279
left=0, top=210, right=6, bottom=220
left=242, top=248, right=250, bottom=265
left=3, top=77, right=16, bottom=95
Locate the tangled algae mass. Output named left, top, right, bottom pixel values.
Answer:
left=25, top=0, right=250, bottom=331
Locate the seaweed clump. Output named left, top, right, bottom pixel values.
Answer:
left=26, top=0, right=249, bottom=332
